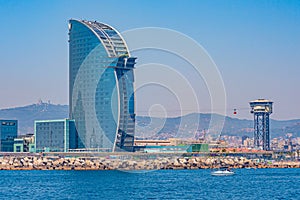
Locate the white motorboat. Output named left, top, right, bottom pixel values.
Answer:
left=211, top=169, right=235, bottom=176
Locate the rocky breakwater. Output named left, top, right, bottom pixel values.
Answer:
left=0, top=155, right=299, bottom=170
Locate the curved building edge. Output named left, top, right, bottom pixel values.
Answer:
left=68, top=19, right=136, bottom=152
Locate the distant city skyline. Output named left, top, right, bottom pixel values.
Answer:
left=0, top=0, right=299, bottom=120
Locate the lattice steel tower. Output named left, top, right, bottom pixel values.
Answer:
left=249, top=99, right=273, bottom=150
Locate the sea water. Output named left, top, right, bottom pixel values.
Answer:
left=0, top=168, right=299, bottom=200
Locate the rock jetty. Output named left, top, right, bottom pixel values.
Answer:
left=0, top=155, right=299, bottom=170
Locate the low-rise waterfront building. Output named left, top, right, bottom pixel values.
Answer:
left=243, top=137, right=254, bottom=148
left=0, top=120, right=18, bottom=152
left=134, top=138, right=209, bottom=153
left=13, top=134, right=35, bottom=152
left=34, top=119, right=78, bottom=152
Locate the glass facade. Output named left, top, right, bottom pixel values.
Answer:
left=69, top=20, right=136, bottom=152
left=34, top=119, right=77, bottom=152
left=0, top=120, right=18, bottom=152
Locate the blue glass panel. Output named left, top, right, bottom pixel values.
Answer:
left=69, top=20, right=136, bottom=152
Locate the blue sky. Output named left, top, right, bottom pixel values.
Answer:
left=0, top=0, right=299, bottom=120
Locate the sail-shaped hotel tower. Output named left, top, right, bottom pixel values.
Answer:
left=68, top=19, right=136, bottom=152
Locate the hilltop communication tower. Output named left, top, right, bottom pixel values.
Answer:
left=249, top=99, right=273, bottom=150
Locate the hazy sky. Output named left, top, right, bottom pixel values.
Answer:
left=0, top=0, right=299, bottom=120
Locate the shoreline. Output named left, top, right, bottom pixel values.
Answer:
left=0, top=155, right=299, bottom=170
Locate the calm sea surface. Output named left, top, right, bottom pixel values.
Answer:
left=0, top=168, right=299, bottom=200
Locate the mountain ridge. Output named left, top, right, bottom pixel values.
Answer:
left=1, top=103, right=299, bottom=139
